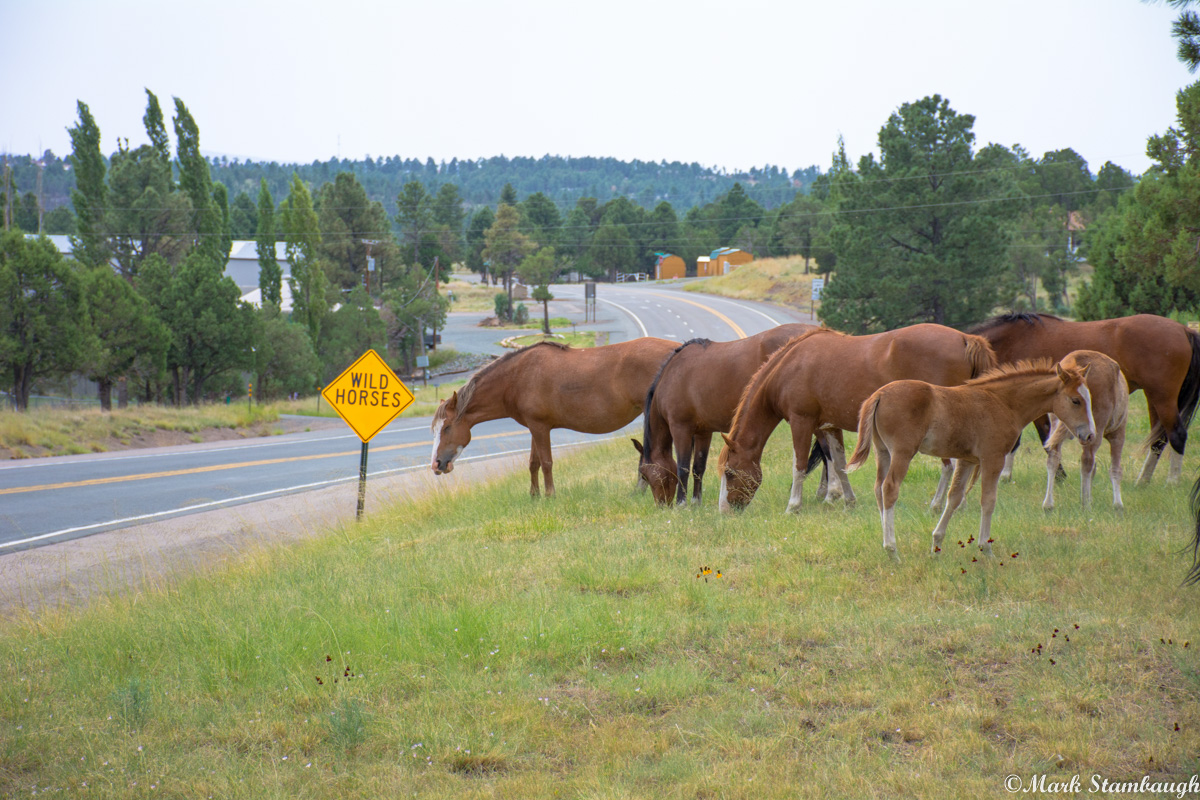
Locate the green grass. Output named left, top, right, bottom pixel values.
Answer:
left=0, top=403, right=281, bottom=458
left=2, top=394, right=1199, bottom=797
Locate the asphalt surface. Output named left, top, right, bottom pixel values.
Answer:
left=0, top=280, right=811, bottom=552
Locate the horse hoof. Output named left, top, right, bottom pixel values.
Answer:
left=785, top=504, right=801, bottom=515
left=886, top=548, right=901, bottom=564
left=1042, top=503, right=1053, bottom=513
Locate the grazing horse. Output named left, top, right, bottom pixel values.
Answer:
left=634, top=323, right=842, bottom=506
left=846, top=360, right=1096, bottom=562
left=431, top=338, right=677, bottom=496
left=969, top=313, right=1200, bottom=484
left=717, top=324, right=997, bottom=514
left=1041, top=350, right=1128, bottom=511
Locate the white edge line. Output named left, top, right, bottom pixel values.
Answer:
left=0, top=433, right=635, bottom=551
left=0, top=423, right=435, bottom=471
left=595, top=297, right=650, bottom=338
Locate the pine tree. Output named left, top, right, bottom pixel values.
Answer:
left=256, top=179, right=281, bottom=309
left=67, top=101, right=111, bottom=269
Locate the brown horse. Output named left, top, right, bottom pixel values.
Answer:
left=634, top=324, right=836, bottom=506
left=431, top=337, right=677, bottom=496
left=717, top=324, right=997, bottom=514
left=846, top=360, right=1096, bottom=562
left=969, top=313, right=1200, bottom=484
left=1041, top=350, right=1128, bottom=511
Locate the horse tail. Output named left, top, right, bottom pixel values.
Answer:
left=1169, top=328, right=1200, bottom=455
left=805, top=436, right=829, bottom=476
left=1186, top=476, right=1200, bottom=585
left=846, top=392, right=882, bottom=472
left=963, top=333, right=998, bottom=379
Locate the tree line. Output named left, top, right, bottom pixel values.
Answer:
left=6, top=77, right=1192, bottom=411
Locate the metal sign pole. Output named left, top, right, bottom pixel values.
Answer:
left=356, top=441, right=369, bottom=521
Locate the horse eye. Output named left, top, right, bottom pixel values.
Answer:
left=1071, top=398, right=1081, bottom=406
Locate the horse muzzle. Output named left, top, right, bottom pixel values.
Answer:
left=1074, top=425, right=1096, bottom=445
left=433, top=458, right=455, bottom=475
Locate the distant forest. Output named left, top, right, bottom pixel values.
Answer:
left=1, top=150, right=823, bottom=223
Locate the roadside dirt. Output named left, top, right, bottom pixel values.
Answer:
left=0, top=415, right=342, bottom=461
left=0, top=442, right=528, bottom=619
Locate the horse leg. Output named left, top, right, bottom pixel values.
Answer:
left=1000, top=434, right=1020, bottom=482
left=785, top=421, right=816, bottom=514
left=879, top=446, right=911, bottom=563
left=1079, top=440, right=1097, bottom=511
left=825, top=429, right=855, bottom=508
left=932, top=459, right=973, bottom=553
left=930, top=459, right=953, bottom=511
left=690, top=432, right=712, bottom=505
left=528, top=437, right=542, bottom=498
left=1108, top=428, right=1125, bottom=510
left=530, top=427, right=555, bottom=498
left=668, top=423, right=694, bottom=506
left=814, top=433, right=830, bottom=503
left=976, top=458, right=1005, bottom=557
left=1169, top=448, right=1184, bottom=484
left=1138, top=405, right=1165, bottom=485
left=1042, top=419, right=1068, bottom=511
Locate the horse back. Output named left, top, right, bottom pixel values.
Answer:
left=871, top=324, right=993, bottom=386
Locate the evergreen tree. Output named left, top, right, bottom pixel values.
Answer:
left=432, top=183, right=466, bottom=265
left=67, top=101, right=111, bottom=269
left=465, top=206, right=495, bottom=282
left=81, top=265, right=168, bottom=409
left=173, top=97, right=227, bottom=263
left=229, top=191, right=257, bottom=239
left=319, top=286, right=387, bottom=381
left=319, top=172, right=396, bottom=291
left=143, top=89, right=171, bottom=164
left=280, top=174, right=328, bottom=343
left=483, top=204, right=534, bottom=317
left=256, top=178, right=281, bottom=309
left=820, top=95, right=1019, bottom=332
left=517, top=247, right=560, bottom=334
left=0, top=231, right=91, bottom=410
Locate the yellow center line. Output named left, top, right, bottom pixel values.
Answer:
left=646, top=292, right=747, bottom=339
left=0, top=430, right=526, bottom=496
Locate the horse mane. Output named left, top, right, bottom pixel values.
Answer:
left=435, top=340, right=571, bottom=426
left=965, top=358, right=1059, bottom=386
left=728, top=328, right=843, bottom=435
left=968, top=312, right=1064, bottom=335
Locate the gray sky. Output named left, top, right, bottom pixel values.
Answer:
left=1, top=0, right=1192, bottom=177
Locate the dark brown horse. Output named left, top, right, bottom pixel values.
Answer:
left=846, top=359, right=1096, bottom=561
left=717, top=324, right=998, bottom=513
left=431, top=338, right=677, bottom=496
left=969, top=313, right=1200, bottom=484
left=634, top=324, right=839, bottom=506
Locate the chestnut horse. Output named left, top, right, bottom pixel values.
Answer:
left=969, top=313, right=1200, bottom=484
left=633, top=324, right=844, bottom=506
left=1041, top=350, right=1128, bottom=511
left=845, top=360, right=1096, bottom=562
left=717, top=324, right=997, bottom=514
left=431, top=338, right=677, bottom=496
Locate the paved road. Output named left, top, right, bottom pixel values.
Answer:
left=0, top=282, right=808, bottom=552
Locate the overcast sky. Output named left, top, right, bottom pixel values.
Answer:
left=1, top=0, right=1192, bottom=177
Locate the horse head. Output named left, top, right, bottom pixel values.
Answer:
left=1053, top=362, right=1097, bottom=445
left=717, top=433, right=762, bottom=512
left=432, top=390, right=471, bottom=474
left=632, top=438, right=679, bottom=505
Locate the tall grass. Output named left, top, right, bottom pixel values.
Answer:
left=1, top=394, right=1198, bottom=797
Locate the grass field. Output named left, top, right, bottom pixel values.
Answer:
left=684, top=255, right=821, bottom=309
left=2, top=394, right=1199, bottom=797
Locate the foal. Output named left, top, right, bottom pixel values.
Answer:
left=845, top=361, right=1096, bottom=562
left=1041, top=350, right=1128, bottom=511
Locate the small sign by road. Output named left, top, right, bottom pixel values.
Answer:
left=321, top=349, right=415, bottom=443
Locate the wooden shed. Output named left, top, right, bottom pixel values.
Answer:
left=711, top=247, right=753, bottom=275
left=696, top=256, right=713, bottom=277
left=654, top=253, right=685, bottom=280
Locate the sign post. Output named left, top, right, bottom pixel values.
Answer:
left=321, top=350, right=416, bottom=520
left=810, top=277, right=825, bottom=317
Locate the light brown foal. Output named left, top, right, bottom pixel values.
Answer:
left=846, top=360, right=1096, bottom=562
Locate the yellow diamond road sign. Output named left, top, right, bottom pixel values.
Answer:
left=321, top=350, right=415, bottom=442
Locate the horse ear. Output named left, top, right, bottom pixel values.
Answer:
left=631, top=438, right=644, bottom=455
left=1080, top=362, right=1092, bottom=379
left=1055, top=363, right=1068, bottom=384
left=445, top=391, right=459, bottom=412
left=721, top=433, right=737, bottom=451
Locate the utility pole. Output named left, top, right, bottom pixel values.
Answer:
left=35, top=158, right=44, bottom=234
